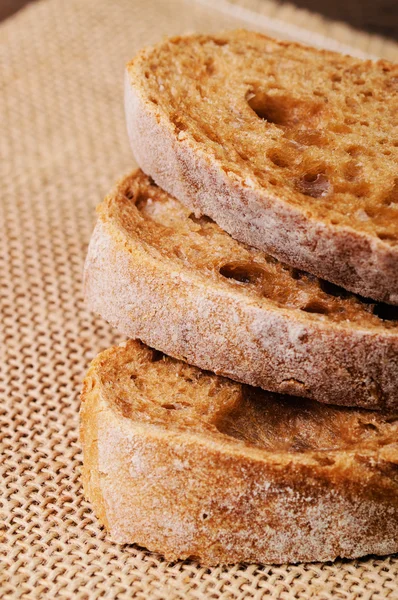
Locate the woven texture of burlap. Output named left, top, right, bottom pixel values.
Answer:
left=1, top=0, right=397, bottom=598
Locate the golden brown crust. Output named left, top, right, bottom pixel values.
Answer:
left=83, top=170, right=398, bottom=409
left=125, top=31, right=398, bottom=304
left=80, top=340, right=398, bottom=565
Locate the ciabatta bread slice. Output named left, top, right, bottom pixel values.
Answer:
left=125, top=31, right=398, bottom=304
left=80, top=339, right=398, bottom=565
left=84, top=171, right=398, bottom=409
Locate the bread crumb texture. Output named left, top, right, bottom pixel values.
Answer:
left=132, top=32, right=398, bottom=245
left=84, top=171, right=398, bottom=409
left=80, top=340, right=398, bottom=565
left=105, top=171, right=398, bottom=330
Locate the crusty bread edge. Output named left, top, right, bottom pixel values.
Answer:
left=80, top=371, right=109, bottom=530
left=80, top=342, right=398, bottom=565
left=124, top=45, right=398, bottom=305
left=83, top=194, right=398, bottom=409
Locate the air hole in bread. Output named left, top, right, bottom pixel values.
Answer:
left=354, top=182, right=371, bottom=198
left=301, top=301, right=330, bottom=315
left=346, top=145, right=365, bottom=157
left=202, top=513, right=208, bottom=520
left=290, top=268, right=304, bottom=280
left=172, top=116, right=187, bottom=132
left=361, top=422, right=379, bottom=432
left=377, top=232, right=396, bottom=242
left=331, top=74, right=342, bottom=83
left=247, top=91, right=289, bottom=125
left=219, top=262, right=264, bottom=285
left=345, top=96, right=358, bottom=109
left=383, top=179, right=398, bottom=206
left=191, top=132, right=204, bottom=143
left=204, top=58, right=215, bottom=75
left=373, top=303, right=398, bottom=321
left=343, top=161, right=362, bottom=181
left=314, top=456, right=335, bottom=466
left=201, top=124, right=221, bottom=145
left=267, top=149, right=290, bottom=168
left=236, top=150, right=250, bottom=161
left=293, top=130, right=327, bottom=147
left=150, top=349, right=164, bottom=362
left=345, top=115, right=357, bottom=125
left=188, top=213, right=215, bottom=225
left=253, top=169, right=265, bottom=180
left=134, top=194, right=151, bottom=211
left=213, top=38, right=227, bottom=46
left=329, top=122, right=351, bottom=133
left=295, top=173, right=330, bottom=198
left=162, top=403, right=183, bottom=410
left=319, top=280, right=349, bottom=298
left=247, top=91, right=321, bottom=128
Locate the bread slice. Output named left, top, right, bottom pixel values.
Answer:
left=84, top=170, right=398, bottom=410
left=80, top=339, right=398, bottom=565
left=125, top=30, right=398, bottom=305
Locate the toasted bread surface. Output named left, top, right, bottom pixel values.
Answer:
left=80, top=339, right=398, bottom=565
left=84, top=170, right=398, bottom=409
left=125, top=31, right=398, bottom=304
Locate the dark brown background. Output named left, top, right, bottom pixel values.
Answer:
left=293, top=0, right=398, bottom=40
left=0, top=0, right=32, bottom=20
left=1, top=0, right=398, bottom=39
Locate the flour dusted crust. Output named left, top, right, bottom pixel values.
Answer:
left=125, top=31, right=398, bottom=304
left=80, top=340, right=398, bottom=565
left=83, top=170, right=398, bottom=409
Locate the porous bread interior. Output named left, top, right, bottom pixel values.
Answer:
left=102, top=170, right=398, bottom=330
left=98, top=340, right=398, bottom=456
left=132, top=31, right=398, bottom=246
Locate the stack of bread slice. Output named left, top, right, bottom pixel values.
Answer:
left=81, top=31, right=398, bottom=565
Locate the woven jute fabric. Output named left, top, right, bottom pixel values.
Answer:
left=1, top=0, right=397, bottom=598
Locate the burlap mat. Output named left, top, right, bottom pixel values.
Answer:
left=1, top=0, right=397, bottom=598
